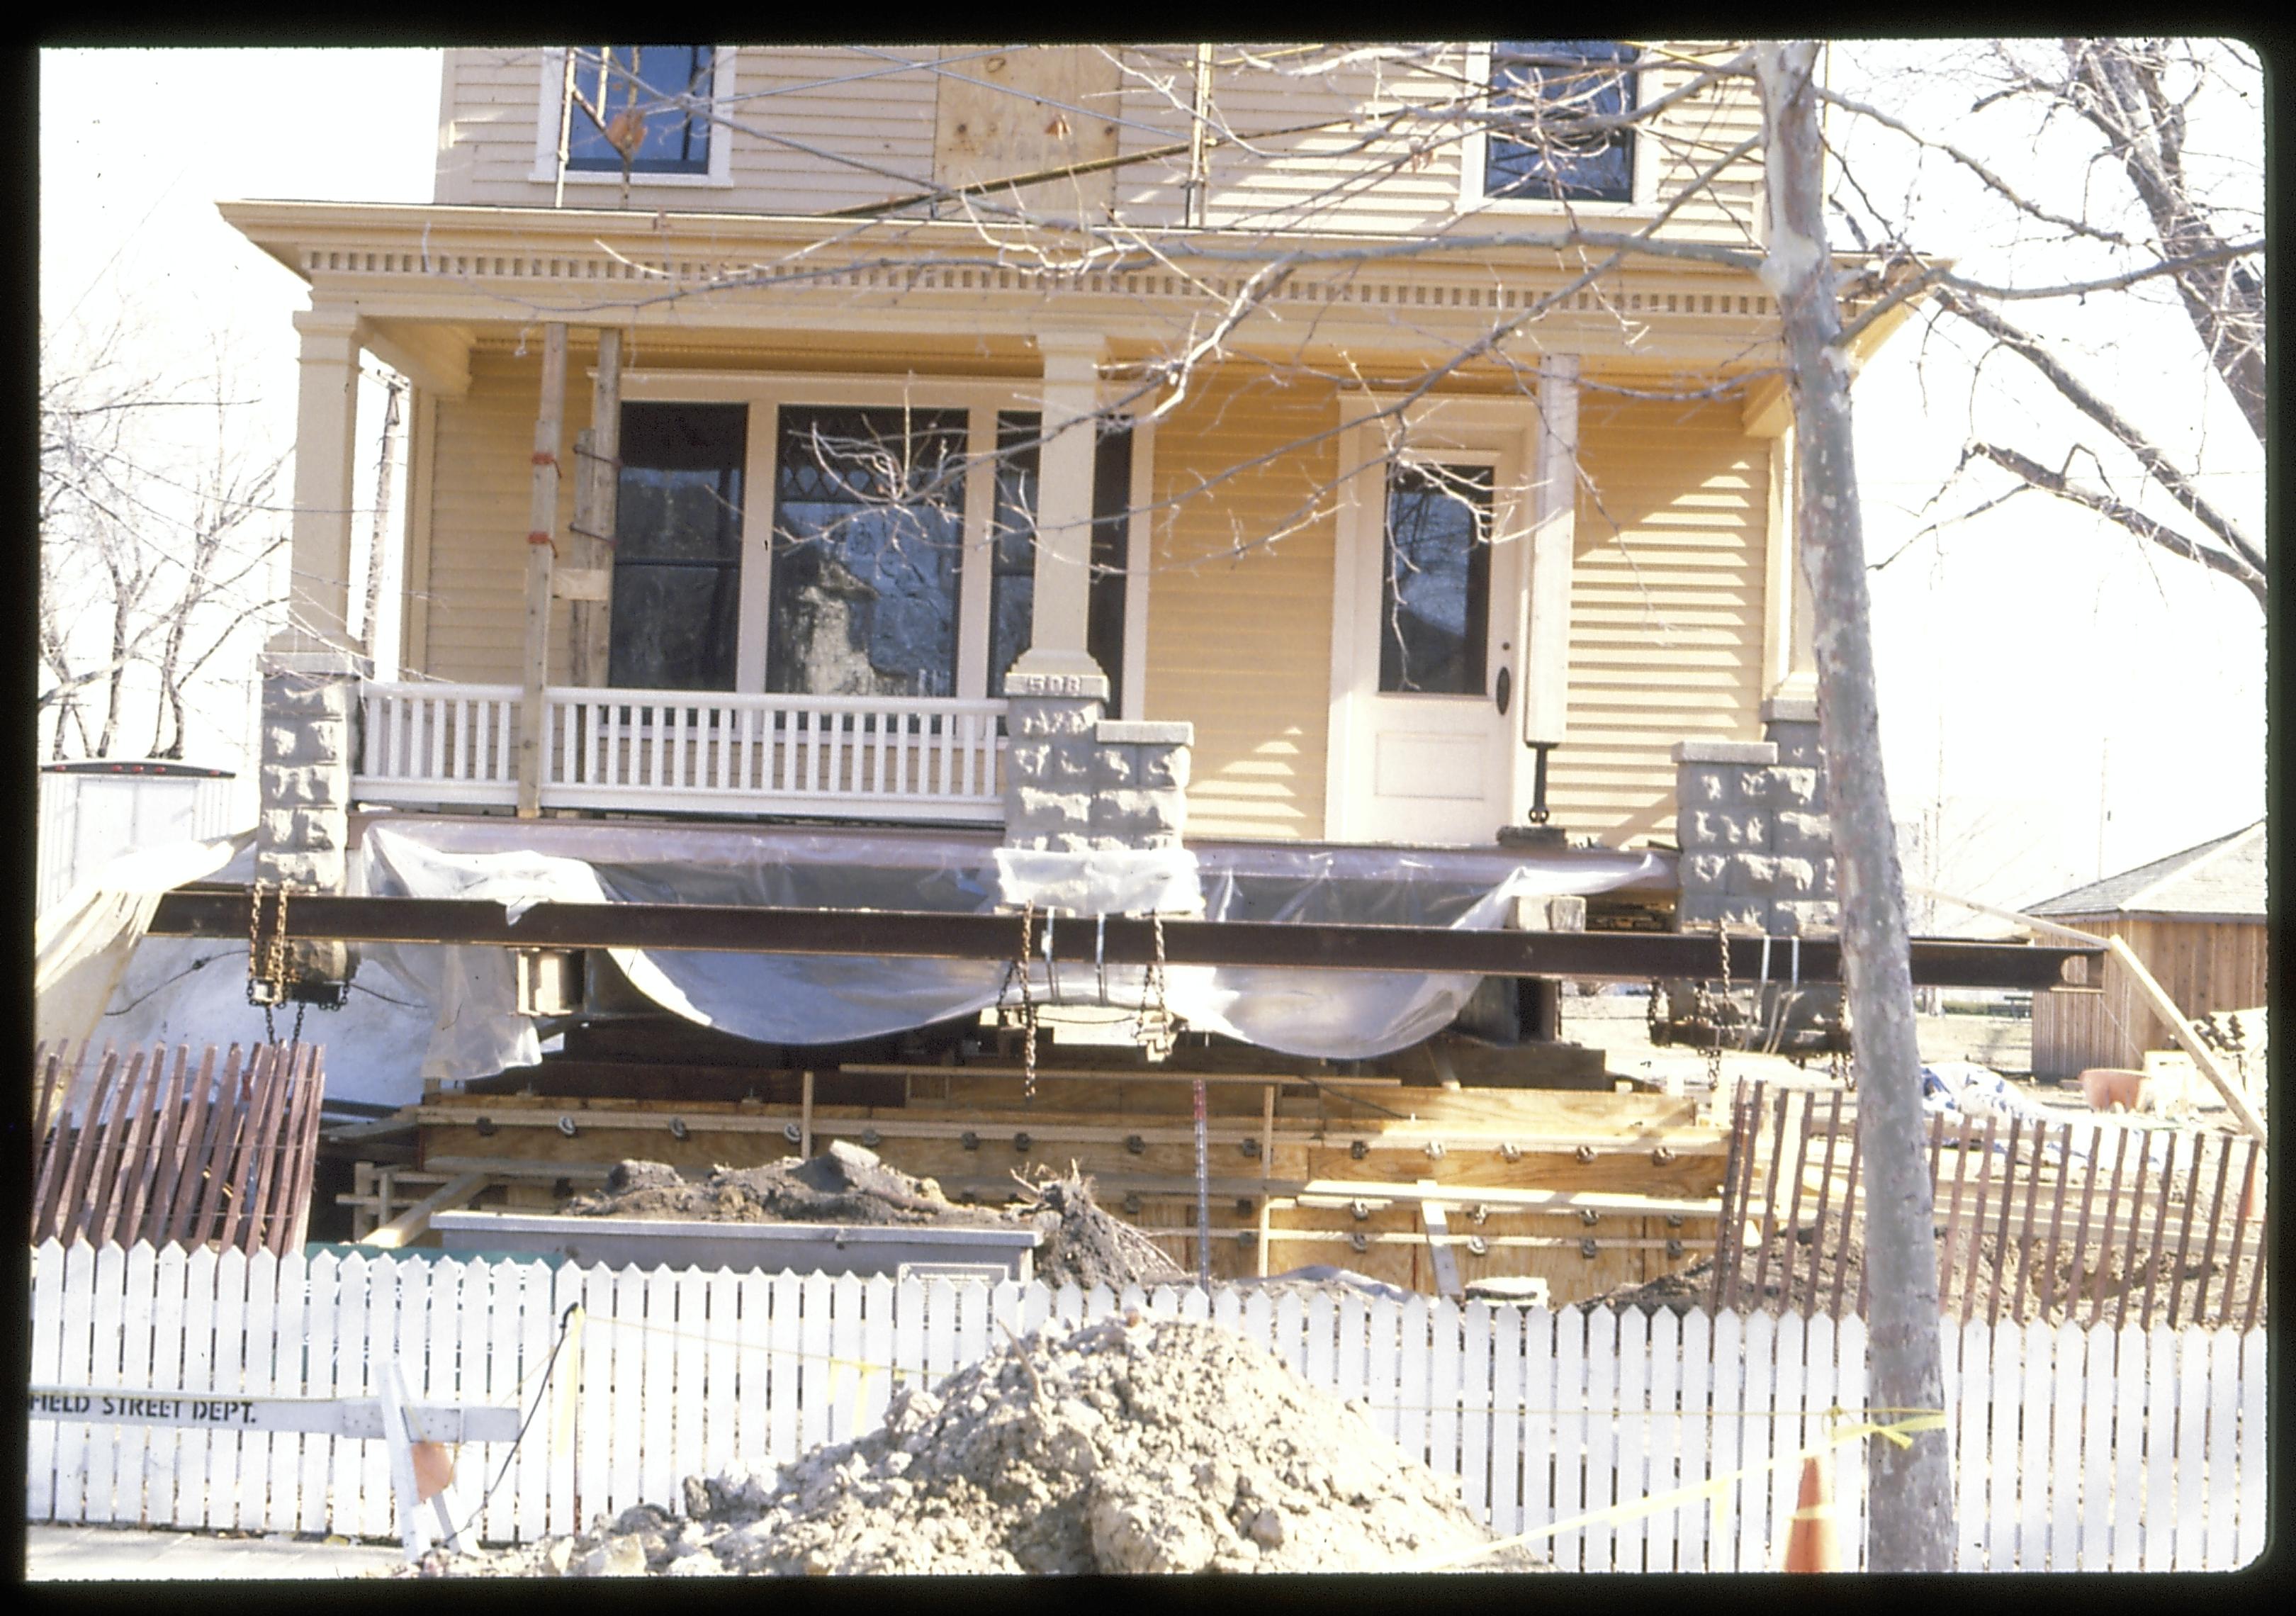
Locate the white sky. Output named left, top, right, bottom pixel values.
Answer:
left=38, top=46, right=2267, bottom=914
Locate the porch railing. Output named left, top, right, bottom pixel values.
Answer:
left=354, top=681, right=1008, bottom=823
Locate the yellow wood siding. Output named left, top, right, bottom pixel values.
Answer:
left=419, top=347, right=594, bottom=684
left=410, top=359, right=1766, bottom=851
left=1113, top=43, right=1762, bottom=244
left=1553, top=395, right=1769, bottom=848
left=1140, top=373, right=1340, bottom=841
left=434, top=46, right=941, bottom=215
left=432, top=45, right=1762, bottom=243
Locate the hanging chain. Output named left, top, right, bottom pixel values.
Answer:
left=1704, top=920, right=1732, bottom=1092
left=245, top=880, right=306, bottom=1047
left=1133, top=912, right=1176, bottom=1062
left=1015, top=904, right=1040, bottom=1103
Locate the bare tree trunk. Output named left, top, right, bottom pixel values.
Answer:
left=1757, top=40, right=1954, bottom=1572
left=99, top=588, right=132, bottom=758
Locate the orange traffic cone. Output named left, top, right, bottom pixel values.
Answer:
left=1782, top=1451, right=1844, bottom=1571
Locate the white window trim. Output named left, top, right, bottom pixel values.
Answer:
left=530, top=46, right=737, bottom=190
left=1324, top=393, right=1541, bottom=839
left=612, top=371, right=1151, bottom=712
left=1456, top=42, right=1656, bottom=219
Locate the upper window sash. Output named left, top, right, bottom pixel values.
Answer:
left=1478, top=40, right=1640, bottom=206
left=531, top=47, right=736, bottom=189
left=566, top=46, right=716, bottom=174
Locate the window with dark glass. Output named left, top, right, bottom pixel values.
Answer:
left=568, top=46, right=716, bottom=175
left=1380, top=462, right=1492, bottom=695
left=986, top=413, right=1134, bottom=713
left=607, top=403, right=746, bottom=690
left=1486, top=40, right=1637, bottom=203
left=770, top=407, right=969, bottom=698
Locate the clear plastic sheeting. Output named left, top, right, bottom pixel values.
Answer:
left=991, top=846, right=1205, bottom=917
left=350, top=817, right=1671, bottom=1081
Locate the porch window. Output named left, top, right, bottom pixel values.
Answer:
left=769, top=407, right=968, bottom=698
left=607, top=402, right=747, bottom=690
left=1485, top=40, right=1638, bottom=203
left=1379, top=462, right=1492, bottom=695
left=567, top=46, right=716, bottom=175
left=986, top=411, right=1135, bottom=711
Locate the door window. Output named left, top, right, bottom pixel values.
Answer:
left=1379, top=461, right=1494, bottom=695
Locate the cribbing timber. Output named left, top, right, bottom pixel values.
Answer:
left=148, top=889, right=2096, bottom=990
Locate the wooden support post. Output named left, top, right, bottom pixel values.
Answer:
left=2103, top=936, right=2266, bottom=1141
left=361, top=1172, right=489, bottom=1250
left=519, top=322, right=569, bottom=818
left=567, top=327, right=621, bottom=687
left=1906, top=882, right=2266, bottom=1142
left=1419, top=1180, right=1463, bottom=1301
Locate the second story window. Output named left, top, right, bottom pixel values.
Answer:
left=1485, top=40, right=1638, bottom=203
left=568, top=45, right=716, bottom=176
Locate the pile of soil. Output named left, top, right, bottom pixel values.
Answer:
left=563, top=1148, right=1183, bottom=1294
left=565, top=1144, right=996, bottom=1228
left=405, top=1313, right=1546, bottom=1576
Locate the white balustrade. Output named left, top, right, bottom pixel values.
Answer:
left=354, top=682, right=1007, bottom=823
left=356, top=683, right=522, bottom=805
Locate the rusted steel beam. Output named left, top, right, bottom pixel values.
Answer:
left=148, top=890, right=2097, bottom=989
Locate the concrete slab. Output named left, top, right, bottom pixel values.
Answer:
left=25, top=1522, right=408, bottom=1580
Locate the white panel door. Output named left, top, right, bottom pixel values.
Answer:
left=1330, top=399, right=1537, bottom=845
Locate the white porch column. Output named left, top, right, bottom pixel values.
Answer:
left=1008, top=327, right=1108, bottom=689
left=274, top=307, right=364, bottom=657
left=1748, top=382, right=1818, bottom=712
left=1523, top=353, right=1580, bottom=749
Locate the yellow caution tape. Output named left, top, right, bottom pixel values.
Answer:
left=1411, top=1409, right=1949, bottom=1572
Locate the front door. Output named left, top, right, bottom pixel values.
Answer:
left=1329, top=401, right=1534, bottom=843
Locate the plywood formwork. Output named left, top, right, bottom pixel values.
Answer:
left=391, top=1049, right=1725, bottom=1301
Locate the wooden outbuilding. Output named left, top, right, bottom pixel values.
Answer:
left=2027, top=821, right=2268, bottom=1079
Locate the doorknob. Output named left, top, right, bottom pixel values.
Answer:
left=1494, top=666, right=1512, bottom=714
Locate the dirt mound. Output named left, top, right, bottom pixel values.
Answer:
left=407, top=1313, right=1546, bottom=1576
left=563, top=1150, right=1183, bottom=1293
left=1008, top=1167, right=1186, bottom=1293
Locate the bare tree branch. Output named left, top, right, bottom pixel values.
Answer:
left=1964, top=441, right=2265, bottom=604
left=1935, top=286, right=2262, bottom=578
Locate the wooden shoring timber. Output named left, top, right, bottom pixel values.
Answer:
left=26, top=1041, right=326, bottom=1255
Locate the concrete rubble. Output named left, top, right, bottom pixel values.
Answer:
left=403, top=1312, right=1546, bottom=1576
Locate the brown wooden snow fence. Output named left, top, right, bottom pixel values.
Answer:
left=1714, top=1078, right=2267, bottom=1330
left=30, top=1041, right=327, bottom=1257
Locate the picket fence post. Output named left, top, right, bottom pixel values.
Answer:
left=22, top=1247, right=2270, bottom=1571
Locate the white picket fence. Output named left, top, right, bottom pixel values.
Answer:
left=26, top=1242, right=2267, bottom=1571
left=355, top=681, right=1008, bottom=821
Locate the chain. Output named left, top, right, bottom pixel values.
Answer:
left=1704, top=920, right=1732, bottom=1091
left=1015, top=904, right=1039, bottom=1102
left=246, top=879, right=302, bottom=1045
left=1133, top=912, right=1176, bottom=1062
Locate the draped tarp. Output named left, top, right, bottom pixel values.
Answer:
left=355, top=819, right=1670, bottom=1084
